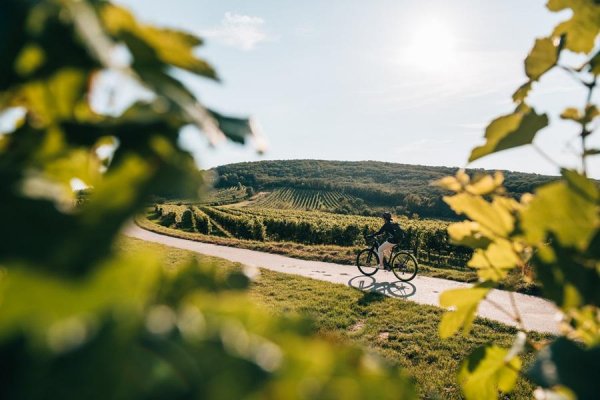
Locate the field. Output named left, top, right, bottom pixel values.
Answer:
left=247, top=188, right=358, bottom=211
left=118, top=237, right=548, bottom=399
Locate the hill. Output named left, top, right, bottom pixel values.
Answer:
left=211, top=160, right=558, bottom=219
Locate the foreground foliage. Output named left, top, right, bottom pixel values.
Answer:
left=0, top=1, right=415, bottom=398
left=436, top=1, right=600, bottom=399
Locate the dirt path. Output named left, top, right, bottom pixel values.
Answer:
left=125, top=224, right=560, bottom=334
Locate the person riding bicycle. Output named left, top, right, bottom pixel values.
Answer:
left=367, top=212, right=404, bottom=269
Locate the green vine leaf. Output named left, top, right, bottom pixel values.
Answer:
left=100, top=4, right=217, bottom=79
left=512, top=81, right=533, bottom=105
left=525, top=37, right=559, bottom=81
left=458, top=344, right=522, bottom=400
left=521, top=176, right=599, bottom=250
left=589, top=50, right=600, bottom=75
left=527, top=338, right=600, bottom=399
left=439, top=283, right=492, bottom=338
left=444, top=193, right=515, bottom=238
left=467, top=239, right=520, bottom=281
left=469, top=108, right=548, bottom=162
left=447, top=221, right=492, bottom=248
left=547, top=0, right=600, bottom=54
left=560, top=107, right=582, bottom=122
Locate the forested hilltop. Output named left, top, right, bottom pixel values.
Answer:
left=212, top=160, right=558, bottom=219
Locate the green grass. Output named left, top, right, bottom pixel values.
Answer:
left=117, top=236, right=550, bottom=399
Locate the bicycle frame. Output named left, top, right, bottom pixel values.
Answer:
left=367, top=236, right=398, bottom=265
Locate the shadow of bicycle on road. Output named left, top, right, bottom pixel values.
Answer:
left=347, top=275, right=417, bottom=299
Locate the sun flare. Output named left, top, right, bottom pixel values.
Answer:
left=400, top=18, right=459, bottom=73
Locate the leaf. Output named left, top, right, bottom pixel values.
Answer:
left=589, top=50, right=600, bottom=75
left=433, top=175, right=463, bottom=192
left=521, top=178, right=599, bottom=250
left=444, top=193, right=515, bottom=238
left=527, top=338, right=600, bottom=400
left=465, top=172, right=505, bottom=195
left=547, top=0, right=600, bottom=54
left=447, top=221, right=492, bottom=248
left=525, top=38, right=559, bottom=80
left=0, top=251, right=162, bottom=344
left=208, top=108, right=260, bottom=146
left=19, top=68, right=88, bottom=126
left=458, top=344, right=522, bottom=400
left=439, top=283, right=492, bottom=338
left=583, top=104, right=599, bottom=124
left=583, top=148, right=600, bottom=156
left=468, top=239, right=520, bottom=281
left=100, top=4, right=217, bottom=79
left=512, top=81, right=532, bottom=104
left=560, top=107, right=582, bottom=122
left=534, top=243, right=600, bottom=308
left=14, top=43, right=46, bottom=77
left=469, top=108, right=548, bottom=162
left=561, top=168, right=599, bottom=202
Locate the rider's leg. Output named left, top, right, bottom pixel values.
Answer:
left=377, top=241, right=394, bottom=267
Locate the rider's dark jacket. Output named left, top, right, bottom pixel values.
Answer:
left=373, top=221, right=401, bottom=244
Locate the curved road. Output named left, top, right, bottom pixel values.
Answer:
left=125, top=224, right=560, bottom=334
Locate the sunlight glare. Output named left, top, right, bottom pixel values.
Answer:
left=399, top=18, right=459, bottom=74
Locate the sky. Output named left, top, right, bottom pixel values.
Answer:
left=115, top=1, right=598, bottom=177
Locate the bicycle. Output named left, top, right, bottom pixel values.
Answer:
left=356, top=233, right=419, bottom=282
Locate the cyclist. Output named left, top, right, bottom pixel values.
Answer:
left=367, top=212, right=404, bottom=269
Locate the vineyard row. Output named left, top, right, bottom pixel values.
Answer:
left=151, top=204, right=472, bottom=267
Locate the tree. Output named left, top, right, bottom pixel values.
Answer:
left=0, top=1, right=415, bottom=399
left=435, top=1, right=600, bottom=399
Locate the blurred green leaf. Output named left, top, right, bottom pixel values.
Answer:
left=527, top=338, right=600, bottom=399
left=469, top=108, right=548, bottom=162
left=100, top=4, right=217, bottom=79
left=533, top=242, right=600, bottom=308
left=458, top=344, right=522, bottom=400
left=521, top=178, right=598, bottom=250
left=447, top=221, right=493, bottom=248
left=444, top=193, right=515, bottom=238
left=439, top=283, right=492, bottom=338
left=589, top=50, right=600, bottom=74
left=547, top=0, right=600, bottom=53
left=14, top=43, right=45, bottom=77
left=468, top=239, right=520, bottom=281
left=512, top=81, right=533, bottom=104
left=560, top=107, right=582, bottom=122
left=0, top=251, right=162, bottom=344
left=525, top=37, right=559, bottom=80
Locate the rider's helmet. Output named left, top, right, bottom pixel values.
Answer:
left=382, top=211, right=392, bottom=221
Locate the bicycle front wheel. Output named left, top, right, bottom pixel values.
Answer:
left=390, top=252, right=418, bottom=282
left=356, top=249, right=379, bottom=276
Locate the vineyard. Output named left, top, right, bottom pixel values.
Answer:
left=248, top=188, right=358, bottom=210
left=151, top=203, right=472, bottom=267
left=201, top=186, right=250, bottom=205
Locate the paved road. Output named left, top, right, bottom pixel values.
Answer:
left=125, top=224, right=560, bottom=334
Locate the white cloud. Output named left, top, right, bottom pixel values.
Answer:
left=201, top=12, right=269, bottom=51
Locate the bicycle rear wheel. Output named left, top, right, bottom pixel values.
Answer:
left=356, top=249, right=379, bottom=276
left=390, top=252, right=418, bottom=282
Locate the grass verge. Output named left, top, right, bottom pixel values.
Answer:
left=117, top=236, right=550, bottom=399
